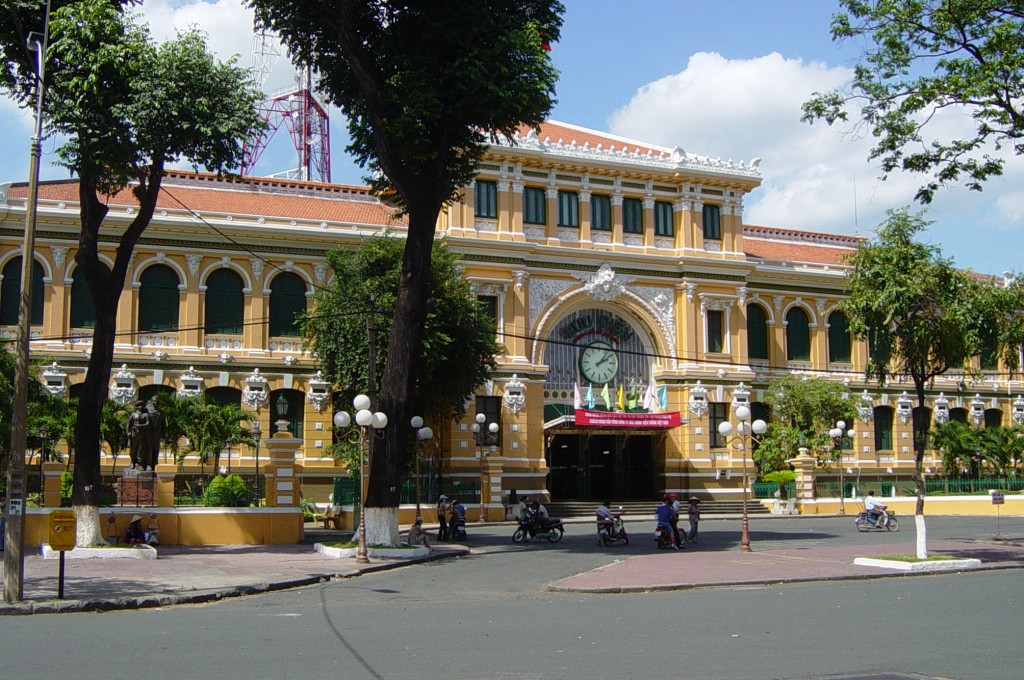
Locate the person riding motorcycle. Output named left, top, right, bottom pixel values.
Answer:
left=655, top=497, right=680, bottom=549
left=596, top=500, right=615, bottom=537
left=864, top=491, right=887, bottom=527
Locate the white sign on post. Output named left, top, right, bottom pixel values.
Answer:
left=990, top=490, right=1005, bottom=505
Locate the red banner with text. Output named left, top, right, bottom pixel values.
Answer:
left=574, top=409, right=681, bottom=429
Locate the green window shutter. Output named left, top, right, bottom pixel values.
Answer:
left=746, top=304, right=769, bottom=360
left=874, top=406, right=893, bottom=451
left=70, top=264, right=110, bottom=329
left=204, top=268, right=245, bottom=335
left=622, top=197, right=643, bottom=233
left=523, top=187, right=546, bottom=224
left=475, top=180, right=497, bottom=218
left=138, top=265, right=180, bottom=332
left=709, top=403, right=727, bottom=448
left=654, top=201, right=674, bottom=236
left=557, top=190, right=579, bottom=227
left=269, top=272, right=306, bottom=337
left=707, top=309, right=724, bottom=353
left=591, top=194, right=611, bottom=231
left=0, top=257, right=44, bottom=326
left=474, top=395, right=502, bottom=446
left=980, top=338, right=998, bottom=370
left=786, top=307, right=810, bottom=361
left=828, top=311, right=851, bottom=363
left=703, top=204, right=721, bottom=240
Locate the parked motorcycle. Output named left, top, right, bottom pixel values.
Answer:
left=855, top=510, right=899, bottom=532
left=597, top=508, right=629, bottom=546
left=512, top=515, right=564, bottom=543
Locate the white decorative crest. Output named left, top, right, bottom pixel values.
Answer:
left=502, top=374, right=526, bottom=414
left=933, top=393, right=950, bottom=424
left=896, top=391, right=913, bottom=424
left=251, top=259, right=264, bottom=282
left=969, top=394, right=985, bottom=425
left=186, top=254, right=202, bottom=278
left=314, top=262, right=327, bottom=285
left=574, top=263, right=634, bottom=302
left=51, top=246, right=67, bottom=272
left=1012, top=395, right=1024, bottom=426
left=513, top=270, right=529, bottom=292
left=178, top=366, right=204, bottom=399
left=41, top=361, right=68, bottom=398
left=110, top=364, right=137, bottom=405
left=306, top=370, right=331, bottom=412
left=731, top=383, right=750, bottom=410
left=689, top=381, right=709, bottom=418
left=857, top=390, right=874, bottom=423
left=243, top=368, right=269, bottom=410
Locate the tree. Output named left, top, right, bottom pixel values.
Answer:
left=758, top=375, right=856, bottom=471
left=802, top=1, right=1024, bottom=203
left=303, top=236, right=500, bottom=423
left=842, top=207, right=1024, bottom=557
left=99, top=400, right=129, bottom=475
left=931, top=420, right=981, bottom=477
left=248, top=0, right=563, bottom=544
left=173, top=398, right=252, bottom=477
left=0, top=2, right=264, bottom=544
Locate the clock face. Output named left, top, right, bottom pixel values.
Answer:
left=579, top=341, right=619, bottom=384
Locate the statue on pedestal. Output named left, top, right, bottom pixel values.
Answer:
left=144, top=397, right=165, bottom=470
left=126, top=400, right=151, bottom=470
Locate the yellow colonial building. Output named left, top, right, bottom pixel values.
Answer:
left=2, top=120, right=1021, bottom=518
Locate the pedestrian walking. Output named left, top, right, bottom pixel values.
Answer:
left=687, top=496, right=701, bottom=544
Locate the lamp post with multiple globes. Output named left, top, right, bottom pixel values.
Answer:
left=333, top=394, right=387, bottom=564
left=717, top=405, right=767, bottom=552
left=471, top=413, right=498, bottom=522
left=829, top=420, right=855, bottom=515
left=410, top=416, right=433, bottom=521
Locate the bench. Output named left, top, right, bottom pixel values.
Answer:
left=313, top=505, right=343, bottom=530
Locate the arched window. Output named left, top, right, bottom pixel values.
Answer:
left=746, top=303, right=769, bottom=360
left=138, top=265, right=180, bottom=332
left=984, top=408, right=1002, bottom=428
left=270, top=388, right=305, bottom=438
left=949, top=408, right=968, bottom=423
left=205, top=386, right=242, bottom=407
left=874, top=405, right=893, bottom=451
left=70, top=263, right=111, bottom=329
left=1, top=256, right=45, bottom=326
left=785, top=307, right=810, bottom=361
left=827, top=310, right=851, bottom=363
left=204, top=268, right=245, bottom=335
left=269, top=272, right=306, bottom=337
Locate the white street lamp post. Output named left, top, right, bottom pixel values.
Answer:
left=717, top=405, right=767, bottom=552
left=410, top=416, right=433, bottom=521
left=829, top=420, right=855, bottom=515
left=471, top=413, right=498, bottom=522
left=333, top=394, right=387, bottom=564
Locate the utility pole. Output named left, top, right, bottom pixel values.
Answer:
left=5, top=2, right=51, bottom=604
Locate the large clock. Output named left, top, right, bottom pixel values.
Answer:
left=579, top=341, right=619, bottom=384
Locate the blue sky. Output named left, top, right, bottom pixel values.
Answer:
left=2, top=0, right=1021, bottom=275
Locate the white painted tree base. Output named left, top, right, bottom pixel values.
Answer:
left=73, top=505, right=108, bottom=547
left=42, top=544, right=157, bottom=560
left=854, top=556, right=980, bottom=572
left=915, top=514, right=928, bottom=559
left=364, top=506, right=400, bottom=547
left=314, top=543, right=428, bottom=559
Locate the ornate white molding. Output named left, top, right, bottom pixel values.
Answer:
left=41, top=361, right=68, bottom=398
left=110, top=364, right=137, bottom=405
left=50, top=246, right=67, bottom=272
left=186, top=254, right=202, bottom=279
left=896, top=392, right=913, bottom=424
left=699, top=293, right=735, bottom=315
left=502, top=374, right=526, bottom=414
left=243, top=368, right=269, bottom=410
left=557, top=228, right=579, bottom=242
left=634, top=286, right=674, bottom=332
left=624, top=235, right=643, bottom=247
left=933, top=393, right=950, bottom=424
left=178, top=366, right=204, bottom=399
left=513, top=270, right=529, bottom=292
left=524, top=226, right=545, bottom=239
left=731, top=382, right=750, bottom=410
left=313, top=262, right=327, bottom=286
left=857, top=390, right=874, bottom=423
left=528, top=278, right=574, bottom=328
left=592, top=231, right=611, bottom=243
left=251, top=259, right=264, bottom=282
left=969, top=394, right=985, bottom=425
left=573, top=263, right=635, bottom=302
left=689, top=381, right=709, bottom=418
left=307, top=370, right=331, bottom=412
left=1012, top=394, right=1024, bottom=426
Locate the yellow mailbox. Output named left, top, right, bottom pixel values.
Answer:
left=48, top=509, right=78, bottom=552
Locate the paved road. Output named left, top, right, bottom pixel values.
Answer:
left=1, top=515, right=1021, bottom=680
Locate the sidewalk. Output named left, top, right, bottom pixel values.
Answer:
left=548, top=538, right=1024, bottom=593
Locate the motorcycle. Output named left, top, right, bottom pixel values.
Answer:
left=654, top=522, right=676, bottom=549
left=597, top=509, right=629, bottom=546
left=855, top=510, right=899, bottom=532
left=512, top=515, right=564, bottom=543
left=449, top=515, right=468, bottom=541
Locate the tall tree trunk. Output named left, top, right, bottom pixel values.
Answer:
left=365, top=203, right=437, bottom=545
left=913, top=379, right=928, bottom=559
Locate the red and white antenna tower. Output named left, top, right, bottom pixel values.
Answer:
left=242, top=23, right=331, bottom=183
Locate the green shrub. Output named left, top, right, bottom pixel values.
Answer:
left=60, top=471, right=73, bottom=507
left=203, top=474, right=253, bottom=507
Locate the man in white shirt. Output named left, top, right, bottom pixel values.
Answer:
left=864, top=491, right=887, bottom=527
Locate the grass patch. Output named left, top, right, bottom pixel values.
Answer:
left=874, top=553, right=959, bottom=563
left=321, top=541, right=357, bottom=549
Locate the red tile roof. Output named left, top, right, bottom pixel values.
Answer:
left=8, top=171, right=407, bottom=227
left=742, top=224, right=861, bottom=267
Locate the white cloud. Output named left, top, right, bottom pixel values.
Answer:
left=608, top=51, right=1024, bottom=273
